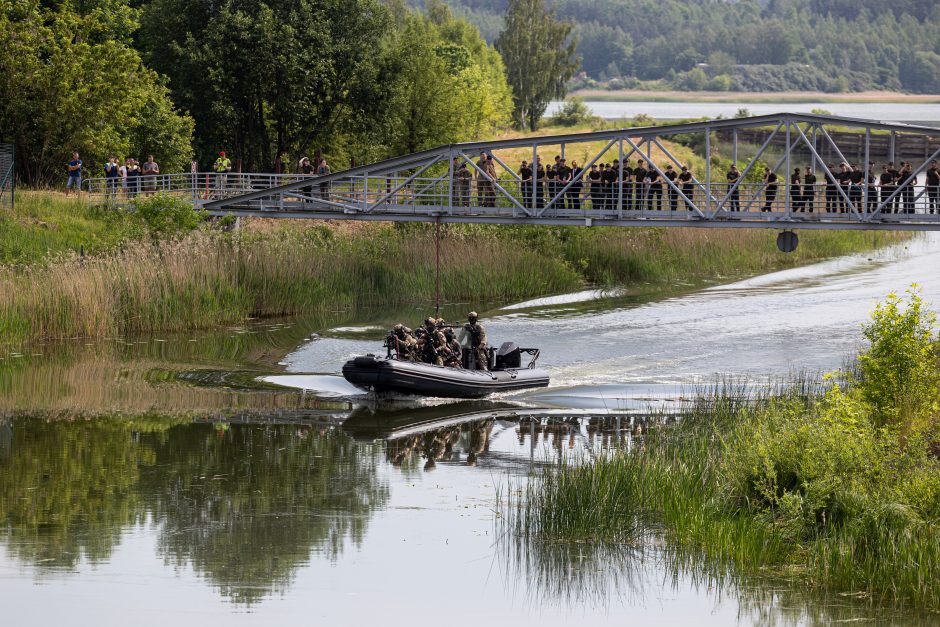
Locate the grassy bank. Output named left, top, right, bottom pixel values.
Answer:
left=0, top=193, right=909, bottom=343
left=504, top=289, right=940, bottom=611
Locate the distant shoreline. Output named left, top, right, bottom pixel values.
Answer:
left=569, top=89, right=940, bottom=104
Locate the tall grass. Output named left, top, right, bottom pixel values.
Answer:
left=0, top=193, right=909, bottom=343
left=502, top=384, right=940, bottom=611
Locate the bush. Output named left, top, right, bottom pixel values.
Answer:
left=550, top=97, right=597, bottom=127
left=133, top=194, right=205, bottom=239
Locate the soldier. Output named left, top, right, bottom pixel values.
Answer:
left=825, top=163, right=839, bottom=213
left=849, top=163, right=864, bottom=212
left=484, top=155, right=498, bottom=207
left=442, top=328, right=462, bottom=368
left=418, top=317, right=446, bottom=366
left=726, top=164, right=740, bottom=212
left=633, top=159, right=648, bottom=211
left=556, top=158, right=571, bottom=209
left=588, top=164, right=602, bottom=209
left=568, top=160, right=583, bottom=210
left=664, top=164, right=678, bottom=211
left=647, top=167, right=662, bottom=211
left=519, top=160, right=532, bottom=208
left=679, top=165, right=694, bottom=210
left=456, top=161, right=472, bottom=206
left=926, top=159, right=940, bottom=214
left=476, top=151, right=488, bottom=206
left=790, top=167, right=802, bottom=212
left=803, top=166, right=817, bottom=213
left=389, top=323, right=418, bottom=360
left=762, top=166, right=778, bottom=212
left=459, top=311, right=489, bottom=371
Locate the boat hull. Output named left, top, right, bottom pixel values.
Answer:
left=342, top=355, right=549, bottom=398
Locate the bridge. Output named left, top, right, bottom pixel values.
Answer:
left=85, top=113, right=940, bottom=240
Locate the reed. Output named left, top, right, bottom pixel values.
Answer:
left=502, top=383, right=940, bottom=611
left=0, top=193, right=909, bottom=344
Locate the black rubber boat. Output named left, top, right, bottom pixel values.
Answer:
left=342, top=342, right=549, bottom=398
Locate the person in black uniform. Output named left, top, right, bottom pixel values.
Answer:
left=519, top=160, right=532, bottom=208
left=926, top=159, right=940, bottom=214
left=546, top=163, right=558, bottom=208
left=633, top=159, right=648, bottom=211
left=664, top=164, right=678, bottom=211
left=648, top=167, right=663, bottom=210
left=790, top=168, right=802, bottom=212
left=568, top=160, right=583, bottom=210
left=534, top=158, right=545, bottom=209
left=881, top=163, right=897, bottom=213
left=603, top=163, right=620, bottom=210
left=824, top=164, right=838, bottom=213
left=762, top=166, right=778, bottom=212
left=900, top=162, right=916, bottom=214
left=837, top=163, right=852, bottom=213
left=621, top=160, right=634, bottom=211
left=848, top=164, right=864, bottom=213
left=557, top=158, right=571, bottom=209
left=803, top=167, right=817, bottom=213
left=588, top=164, right=601, bottom=209
left=726, top=164, right=740, bottom=211
left=679, top=165, right=694, bottom=210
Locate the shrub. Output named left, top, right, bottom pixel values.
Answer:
left=550, top=97, right=597, bottom=127
left=134, top=194, right=205, bottom=239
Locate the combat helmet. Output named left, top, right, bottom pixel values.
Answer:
left=467, top=311, right=478, bottom=322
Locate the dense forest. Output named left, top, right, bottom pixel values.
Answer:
left=0, top=0, right=512, bottom=184
left=431, top=0, right=940, bottom=93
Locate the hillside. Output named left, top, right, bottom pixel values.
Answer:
left=424, top=0, right=940, bottom=93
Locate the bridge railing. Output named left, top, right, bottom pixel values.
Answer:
left=83, top=172, right=307, bottom=200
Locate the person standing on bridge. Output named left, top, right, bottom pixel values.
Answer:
left=519, top=160, right=532, bottom=208
left=790, top=168, right=802, bottom=212
left=762, top=166, right=778, bottom=212
left=803, top=166, right=817, bottom=213
left=317, top=158, right=331, bottom=200
left=664, top=164, right=678, bottom=211
left=569, top=160, right=583, bottom=210
left=456, top=160, right=472, bottom=206
left=214, top=151, right=232, bottom=194
left=633, top=159, right=648, bottom=211
left=726, top=164, right=740, bottom=212
left=557, top=158, right=571, bottom=209
left=679, top=165, right=694, bottom=211
left=475, top=152, right=488, bottom=206
left=483, top=155, right=498, bottom=207
left=926, top=159, right=940, bottom=214
left=141, top=155, right=159, bottom=195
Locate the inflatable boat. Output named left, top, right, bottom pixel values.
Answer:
left=342, top=342, right=549, bottom=398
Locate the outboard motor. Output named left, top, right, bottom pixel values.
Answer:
left=495, top=342, right=521, bottom=369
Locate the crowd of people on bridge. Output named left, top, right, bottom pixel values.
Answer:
left=501, top=155, right=940, bottom=215
left=66, top=151, right=161, bottom=197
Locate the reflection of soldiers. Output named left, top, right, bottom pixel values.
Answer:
left=418, top=317, right=446, bottom=366
left=458, top=311, right=488, bottom=371
left=466, top=419, right=494, bottom=466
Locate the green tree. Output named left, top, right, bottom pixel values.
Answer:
left=495, top=0, right=579, bottom=130
left=0, top=0, right=193, bottom=186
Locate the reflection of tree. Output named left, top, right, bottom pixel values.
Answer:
left=139, top=424, right=388, bottom=605
left=0, top=418, right=150, bottom=569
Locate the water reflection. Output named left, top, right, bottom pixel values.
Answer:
left=0, top=415, right=388, bottom=605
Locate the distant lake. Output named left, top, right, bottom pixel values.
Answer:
left=548, top=100, right=940, bottom=125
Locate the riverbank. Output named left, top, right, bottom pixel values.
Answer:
left=569, top=89, right=940, bottom=104
left=0, top=192, right=908, bottom=345
left=504, top=289, right=940, bottom=611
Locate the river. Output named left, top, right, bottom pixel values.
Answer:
left=546, top=100, right=940, bottom=125
left=2, top=234, right=940, bottom=626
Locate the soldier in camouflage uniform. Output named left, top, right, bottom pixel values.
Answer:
left=418, top=317, right=446, bottom=366
left=442, top=328, right=463, bottom=368
left=459, top=311, right=489, bottom=371
left=389, top=323, right=418, bottom=360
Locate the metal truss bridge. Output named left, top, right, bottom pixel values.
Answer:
left=86, top=113, right=940, bottom=236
